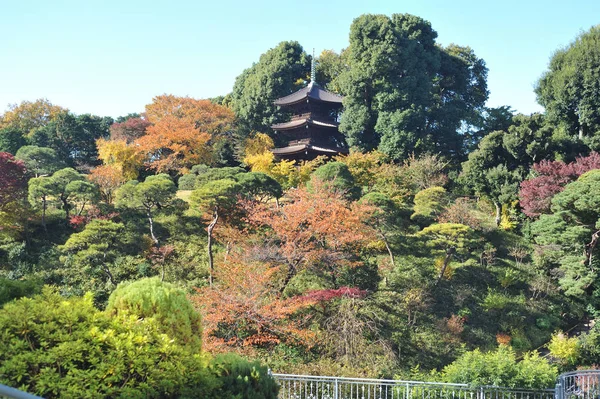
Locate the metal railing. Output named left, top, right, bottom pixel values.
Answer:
left=0, top=384, right=42, bottom=399
left=273, top=374, right=555, bottom=399
left=555, top=370, right=600, bottom=399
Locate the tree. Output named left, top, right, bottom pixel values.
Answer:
left=465, top=106, right=515, bottom=151
left=519, top=152, right=600, bottom=218
left=334, top=150, right=387, bottom=192
left=308, top=161, right=360, bottom=199
left=536, top=25, right=600, bottom=145
left=115, top=174, right=178, bottom=247
left=29, top=113, right=113, bottom=167
left=67, top=180, right=99, bottom=216
left=0, top=127, right=27, bottom=154
left=137, top=95, right=234, bottom=173
left=246, top=181, right=376, bottom=291
left=193, top=253, right=316, bottom=353
left=15, top=145, right=63, bottom=177
left=109, top=116, right=150, bottom=142
left=50, top=167, right=87, bottom=220
left=0, top=152, right=27, bottom=209
left=231, top=41, right=310, bottom=138
left=0, top=98, right=67, bottom=134
left=27, top=176, right=56, bottom=231
left=337, top=14, right=488, bottom=160
left=416, top=223, right=479, bottom=284
left=60, top=220, right=128, bottom=289
left=531, top=170, right=600, bottom=299
left=460, top=131, right=523, bottom=225
left=88, top=165, right=127, bottom=204
left=190, top=179, right=243, bottom=286
left=96, top=138, right=143, bottom=180
left=360, top=192, right=402, bottom=267
left=411, top=187, right=447, bottom=224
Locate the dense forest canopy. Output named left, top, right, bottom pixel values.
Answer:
left=2, top=13, right=600, bottom=398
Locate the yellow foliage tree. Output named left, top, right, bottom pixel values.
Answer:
left=243, top=132, right=274, bottom=157
left=96, top=138, right=143, bottom=180
left=1, top=99, right=67, bottom=135
left=335, top=150, right=387, bottom=190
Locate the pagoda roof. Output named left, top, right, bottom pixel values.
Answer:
left=274, top=82, right=343, bottom=106
left=271, top=143, right=349, bottom=157
left=271, top=118, right=339, bottom=131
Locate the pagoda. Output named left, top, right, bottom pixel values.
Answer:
left=270, top=57, right=348, bottom=161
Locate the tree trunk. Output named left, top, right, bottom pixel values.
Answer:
left=207, top=208, right=219, bottom=287
left=41, top=196, right=47, bottom=232
left=378, top=228, right=395, bottom=269
left=102, top=252, right=116, bottom=285
left=436, top=247, right=455, bottom=286
left=62, top=195, right=70, bottom=221
left=585, top=229, right=600, bottom=270
left=280, top=261, right=299, bottom=293
left=147, top=209, right=159, bottom=247
left=494, top=202, right=501, bottom=227
left=77, top=201, right=87, bottom=216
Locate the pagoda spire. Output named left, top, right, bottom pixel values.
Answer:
left=311, top=48, right=316, bottom=84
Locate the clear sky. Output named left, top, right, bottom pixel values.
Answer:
left=1, top=0, right=599, bottom=118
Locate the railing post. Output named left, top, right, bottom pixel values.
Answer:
left=334, top=377, right=339, bottom=399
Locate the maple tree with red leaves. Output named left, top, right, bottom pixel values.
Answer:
left=0, top=152, right=27, bottom=209
left=519, top=152, right=600, bottom=217
left=109, top=116, right=151, bottom=143
left=245, top=179, right=376, bottom=291
left=193, top=251, right=317, bottom=354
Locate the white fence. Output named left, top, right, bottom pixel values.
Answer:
left=272, top=374, right=556, bottom=399
left=555, top=370, right=600, bottom=399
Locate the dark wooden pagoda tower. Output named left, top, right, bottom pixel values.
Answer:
left=271, top=57, right=348, bottom=161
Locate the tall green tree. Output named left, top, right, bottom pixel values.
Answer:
left=231, top=41, right=310, bottom=138
left=536, top=25, right=600, bottom=148
left=30, top=113, right=113, bottom=167
left=338, top=13, right=488, bottom=160
left=0, top=127, right=27, bottom=154
left=531, top=170, right=600, bottom=300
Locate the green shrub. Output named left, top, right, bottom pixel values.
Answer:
left=442, top=346, right=557, bottom=389
left=178, top=173, right=198, bottom=190
left=106, top=277, right=202, bottom=351
left=0, top=277, right=41, bottom=306
left=0, top=288, right=218, bottom=398
left=209, top=353, right=279, bottom=399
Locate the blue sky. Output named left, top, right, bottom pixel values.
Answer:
left=1, top=0, right=599, bottom=118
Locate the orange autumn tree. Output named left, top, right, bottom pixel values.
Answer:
left=137, top=95, right=234, bottom=173
left=246, top=179, right=377, bottom=290
left=88, top=165, right=126, bottom=204
left=193, top=251, right=317, bottom=354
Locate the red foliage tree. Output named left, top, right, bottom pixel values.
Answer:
left=193, top=253, right=317, bottom=354
left=0, top=152, right=27, bottom=208
left=519, top=152, right=600, bottom=217
left=245, top=180, right=376, bottom=290
left=109, top=116, right=151, bottom=143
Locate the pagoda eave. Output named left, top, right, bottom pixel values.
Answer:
left=271, top=118, right=339, bottom=131
left=271, top=144, right=348, bottom=157
left=273, top=82, right=344, bottom=107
